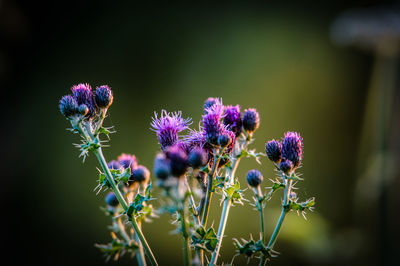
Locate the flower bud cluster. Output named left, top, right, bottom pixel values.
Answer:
left=266, top=131, right=303, bottom=174
left=59, top=83, right=114, bottom=119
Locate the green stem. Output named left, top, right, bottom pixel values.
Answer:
left=209, top=157, right=240, bottom=265
left=201, top=153, right=221, bottom=227
left=185, top=177, right=200, bottom=226
left=135, top=222, right=147, bottom=266
left=210, top=135, right=250, bottom=266
left=258, top=197, right=267, bottom=266
left=93, top=147, right=158, bottom=266
left=266, top=179, right=292, bottom=250
left=180, top=206, right=192, bottom=266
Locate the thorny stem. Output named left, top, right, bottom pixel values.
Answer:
left=258, top=196, right=266, bottom=266
left=210, top=136, right=250, bottom=265
left=93, top=148, right=158, bottom=266
left=135, top=222, right=147, bottom=266
left=185, top=177, right=200, bottom=226
left=266, top=178, right=292, bottom=250
left=74, top=121, right=158, bottom=266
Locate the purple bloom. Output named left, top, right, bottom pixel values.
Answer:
left=59, top=95, right=78, bottom=117
left=151, top=110, right=192, bottom=151
left=204, top=97, right=221, bottom=114
left=223, top=105, right=242, bottom=137
left=78, top=104, right=89, bottom=116
left=95, top=85, right=113, bottom=108
left=242, top=108, right=260, bottom=133
left=202, top=99, right=226, bottom=145
left=218, top=132, right=232, bottom=147
left=266, top=140, right=282, bottom=163
left=71, top=83, right=97, bottom=118
left=117, top=153, right=138, bottom=173
left=165, top=145, right=189, bottom=178
left=279, top=158, right=294, bottom=174
left=130, top=165, right=150, bottom=185
left=108, top=160, right=122, bottom=170
left=281, top=132, right=303, bottom=168
left=246, top=169, right=263, bottom=187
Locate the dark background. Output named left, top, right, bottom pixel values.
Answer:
left=3, top=1, right=400, bottom=265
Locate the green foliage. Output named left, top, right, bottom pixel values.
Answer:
left=95, top=236, right=138, bottom=261
left=192, top=226, right=218, bottom=252
left=125, top=184, right=153, bottom=220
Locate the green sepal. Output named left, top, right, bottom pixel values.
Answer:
left=223, top=181, right=244, bottom=204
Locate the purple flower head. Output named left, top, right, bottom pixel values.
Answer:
left=223, top=105, right=242, bottom=137
left=202, top=99, right=226, bottom=145
left=154, top=153, right=171, bottom=180
left=165, top=145, right=189, bottom=178
left=246, top=169, right=263, bottom=188
left=266, top=140, right=282, bottom=163
left=71, top=83, right=97, bottom=118
left=204, top=97, right=221, bottom=114
left=95, top=85, right=113, bottom=108
left=188, top=147, right=208, bottom=168
left=281, top=131, right=303, bottom=168
left=279, top=158, right=294, bottom=174
left=130, top=165, right=150, bottom=185
left=105, top=192, right=119, bottom=207
left=108, top=160, right=122, bottom=170
left=242, top=108, right=260, bottom=133
left=59, top=95, right=78, bottom=117
left=117, top=153, right=138, bottom=173
left=151, top=110, right=192, bottom=151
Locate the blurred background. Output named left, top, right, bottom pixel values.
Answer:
left=3, top=0, right=400, bottom=265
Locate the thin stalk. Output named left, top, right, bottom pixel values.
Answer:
left=185, top=177, right=200, bottom=226
left=258, top=197, right=266, bottom=266
left=209, top=157, right=239, bottom=265
left=93, top=147, right=158, bottom=266
left=210, top=135, right=250, bottom=265
left=201, top=153, right=221, bottom=226
left=135, top=222, right=147, bottom=266
left=179, top=206, right=192, bottom=266
left=266, top=179, right=292, bottom=250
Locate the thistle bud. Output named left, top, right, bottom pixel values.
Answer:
left=166, top=145, right=188, bottom=178
left=154, top=153, right=170, bottom=180
left=188, top=147, right=208, bottom=168
left=78, top=104, right=89, bottom=116
left=242, top=108, right=260, bottom=133
left=130, top=165, right=150, bottom=185
left=279, top=159, right=294, bottom=174
left=95, top=85, right=113, bottom=108
left=246, top=169, right=263, bottom=188
left=59, top=95, right=78, bottom=117
left=223, top=105, right=242, bottom=137
left=71, top=83, right=97, bottom=118
left=218, top=133, right=232, bottom=147
left=204, top=97, right=219, bottom=114
left=105, top=192, right=119, bottom=207
left=266, top=140, right=282, bottom=163
left=282, top=131, right=303, bottom=168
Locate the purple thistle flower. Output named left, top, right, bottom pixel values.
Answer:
left=108, top=160, right=122, bottom=170
left=59, top=95, right=78, bottom=117
left=279, top=158, right=294, bottom=174
left=281, top=131, right=303, bottom=168
left=266, top=140, right=282, bottom=163
left=204, top=97, right=221, bottom=114
left=202, top=99, right=226, bottom=145
left=130, top=165, right=150, bottom=185
left=150, top=110, right=192, bottom=151
left=165, top=145, right=189, bottom=178
left=223, top=105, right=242, bottom=137
left=71, top=83, right=97, bottom=118
left=95, top=85, right=113, bottom=108
left=246, top=169, right=263, bottom=188
left=117, top=153, right=138, bottom=173
left=242, top=108, right=260, bottom=133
